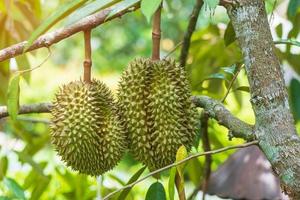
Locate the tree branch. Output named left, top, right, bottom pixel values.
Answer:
left=0, top=96, right=254, bottom=142
left=103, top=141, right=258, bottom=200
left=226, top=0, right=300, bottom=197
left=191, top=96, right=254, bottom=141
left=0, top=103, right=52, bottom=118
left=179, top=0, right=203, bottom=67
left=0, top=5, right=139, bottom=62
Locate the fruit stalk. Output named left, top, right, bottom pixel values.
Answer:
left=152, top=4, right=162, bottom=60
left=83, top=29, right=92, bottom=83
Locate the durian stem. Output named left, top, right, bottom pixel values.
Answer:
left=152, top=4, right=162, bottom=60
left=83, top=29, right=92, bottom=83
left=175, top=173, right=186, bottom=200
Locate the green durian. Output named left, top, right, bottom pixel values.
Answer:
left=50, top=80, right=127, bottom=176
left=117, top=58, right=198, bottom=170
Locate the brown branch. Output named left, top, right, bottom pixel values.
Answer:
left=0, top=96, right=254, bottom=142
left=152, top=5, right=162, bottom=60
left=83, top=29, right=92, bottom=83
left=201, top=113, right=211, bottom=200
left=0, top=103, right=52, bottom=118
left=221, top=64, right=243, bottom=103
left=179, top=0, right=203, bottom=67
left=103, top=141, right=258, bottom=200
left=191, top=95, right=254, bottom=141
left=0, top=5, right=140, bottom=62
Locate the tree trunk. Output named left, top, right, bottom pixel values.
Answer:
left=227, top=0, right=300, bottom=198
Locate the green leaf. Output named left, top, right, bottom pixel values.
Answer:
left=175, top=145, right=187, bottom=179
left=106, top=0, right=139, bottom=19
left=204, top=0, right=219, bottom=10
left=221, top=64, right=236, bottom=75
left=141, top=0, right=162, bottom=22
left=118, top=166, right=146, bottom=200
left=0, top=156, right=8, bottom=181
left=66, top=0, right=121, bottom=25
left=108, top=174, right=126, bottom=186
left=275, top=23, right=283, bottom=38
left=168, top=167, right=176, bottom=200
left=206, top=73, right=226, bottom=80
left=224, top=22, right=236, bottom=46
left=25, top=0, right=88, bottom=50
left=145, top=182, right=166, bottom=200
left=3, top=178, right=26, bottom=200
left=16, top=55, right=30, bottom=83
left=233, top=86, right=250, bottom=93
left=7, top=73, right=20, bottom=121
left=288, top=0, right=300, bottom=19
left=30, top=175, right=51, bottom=200
left=290, top=78, right=300, bottom=121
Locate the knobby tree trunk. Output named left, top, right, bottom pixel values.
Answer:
left=227, top=0, right=300, bottom=198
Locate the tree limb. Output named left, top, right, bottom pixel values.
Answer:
left=0, top=103, right=52, bottom=118
left=179, top=0, right=203, bottom=67
left=0, top=5, right=139, bottom=62
left=0, top=96, right=254, bottom=141
left=192, top=96, right=254, bottom=141
left=103, top=141, right=258, bottom=200
left=227, top=0, right=300, bottom=197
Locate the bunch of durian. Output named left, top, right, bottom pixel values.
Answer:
left=50, top=59, right=198, bottom=175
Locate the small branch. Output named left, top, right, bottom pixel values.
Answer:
left=221, top=64, right=243, bottom=103
left=0, top=5, right=139, bottom=62
left=16, top=116, right=50, bottom=124
left=179, top=0, right=203, bottom=67
left=163, top=41, right=183, bottom=59
left=152, top=5, right=162, bottom=60
left=201, top=113, right=211, bottom=200
left=0, top=96, right=254, bottom=142
left=191, top=96, right=254, bottom=141
left=274, top=39, right=300, bottom=46
left=103, top=141, right=258, bottom=200
left=0, top=103, right=52, bottom=118
left=83, top=30, right=92, bottom=83
left=175, top=173, right=186, bottom=200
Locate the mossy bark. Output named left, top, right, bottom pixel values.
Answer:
left=227, top=0, right=300, bottom=198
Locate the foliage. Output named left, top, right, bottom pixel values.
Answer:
left=0, top=0, right=300, bottom=199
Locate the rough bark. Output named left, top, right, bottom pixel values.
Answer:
left=227, top=0, right=300, bottom=198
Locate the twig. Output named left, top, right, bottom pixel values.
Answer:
left=201, top=113, right=211, bottom=200
left=103, top=141, right=258, bottom=200
left=0, top=103, right=52, bottom=118
left=83, top=30, right=92, bottom=83
left=179, top=0, right=203, bottom=67
left=0, top=96, right=254, bottom=142
left=16, top=116, right=50, bottom=124
left=152, top=4, right=162, bottom=60
left=175, top=172, right=186, bottom=200
left=163, top=41, right=183, bottom=59
left=274, top=39, right=300, bottom=46
left=221, top=64, right=243, bottom=103
left=191, top=95, right=254, bottom=141
left=0, top=5, right=139, bottom=62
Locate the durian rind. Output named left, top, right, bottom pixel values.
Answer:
left=51, top=80, right=127, bottom=176
left=118, top=58, right=198, bottom=170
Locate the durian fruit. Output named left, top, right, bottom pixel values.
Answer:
left=50, top=80, right=127, bottom=176
left=117, top=58, right=198, bottom=170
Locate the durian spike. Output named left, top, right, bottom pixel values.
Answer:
left=152, top=4, right=162, bottom=60
left=83, top=29, right=92, bottom=83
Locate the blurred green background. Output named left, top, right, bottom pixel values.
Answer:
left=0, top=0, right=300, bottom=199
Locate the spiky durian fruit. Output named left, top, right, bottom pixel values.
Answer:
left=50, top=80, right=127, bottom=176
left=117, top=58, right=198, bottom=170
